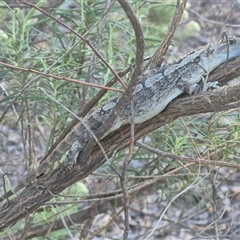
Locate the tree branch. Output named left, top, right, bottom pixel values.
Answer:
left=146, top=0, right=187, bottom=69
left=0, top=55, right=240, bottom=229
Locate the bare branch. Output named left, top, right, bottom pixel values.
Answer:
left=0, top=62, right=123, bottom=93
left=115, top=1, right=145, bottom=238
left=39, top=67, right=131, bottom=165
left=1, top=56, right=240, bottom=229
left=74, top=0, right=145, bottom=187
left=145, top=0, right=187, bottom=69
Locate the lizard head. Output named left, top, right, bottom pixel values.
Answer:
left=199, top=35, right=240, bottom=72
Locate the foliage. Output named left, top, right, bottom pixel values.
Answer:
left=0, top=0, right=240, bottom=239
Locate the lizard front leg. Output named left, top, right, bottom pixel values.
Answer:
left=176, top=75, right=219, bottom=95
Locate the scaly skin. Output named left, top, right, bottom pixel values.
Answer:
left=1, top=35, right=240, bottom=202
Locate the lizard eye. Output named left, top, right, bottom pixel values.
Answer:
left=229, top=38, right=236, bottom=44
left=194, top=56, right=200, bottom=63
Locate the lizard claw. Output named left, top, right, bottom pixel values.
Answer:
left=206, top=81, right=219, bottom=90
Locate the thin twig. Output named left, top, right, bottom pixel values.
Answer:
left=145, top=0, right=187, bottom=70
left=135, top=141, right=240, bottom=169
left=114, top=1, right=145, bottom=238
left=1, top=172, right=12, bottom=208
left=76, top=0, right=145, bottom=186
left=120, top=97, right=135, bottom=240
left=40, top=89, right=110, bottom=165
left=0, top=6, right=117, bottom=123
left=47, top=163, right=195, bottom=204
left=18, top=0, right=127, bottom=89
left=186, top=7, right=240, bottom=28
left=87, top=207, right=124, bottom=240
left=39, top=66, right=130, bottom=165
left=80, top=0, right=115, bottom=106
left=0, top=62, right=122, bottom=93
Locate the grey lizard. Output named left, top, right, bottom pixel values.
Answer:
left=1, top=35, right=240, bottom=202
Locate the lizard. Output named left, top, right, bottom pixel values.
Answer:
left=1, top=34, right=240, bottom=202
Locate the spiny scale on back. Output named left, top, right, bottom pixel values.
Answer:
left=1, top=35, right=240, bottom=202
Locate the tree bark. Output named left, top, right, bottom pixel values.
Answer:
left=1, top=57, right=240, bottom=230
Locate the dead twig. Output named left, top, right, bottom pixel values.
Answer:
left=145, top=0, right=187, bottom=69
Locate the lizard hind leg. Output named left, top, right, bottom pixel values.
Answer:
left=56, top=141, right=83, bottom=176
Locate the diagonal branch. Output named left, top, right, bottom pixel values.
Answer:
left=145, top=0, right=187, bottom=69
left=0, top=61, right=123, bottom=93
left=74, top=0, right=145, bottom=173
left=1, top=55, right=240, bottom=229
